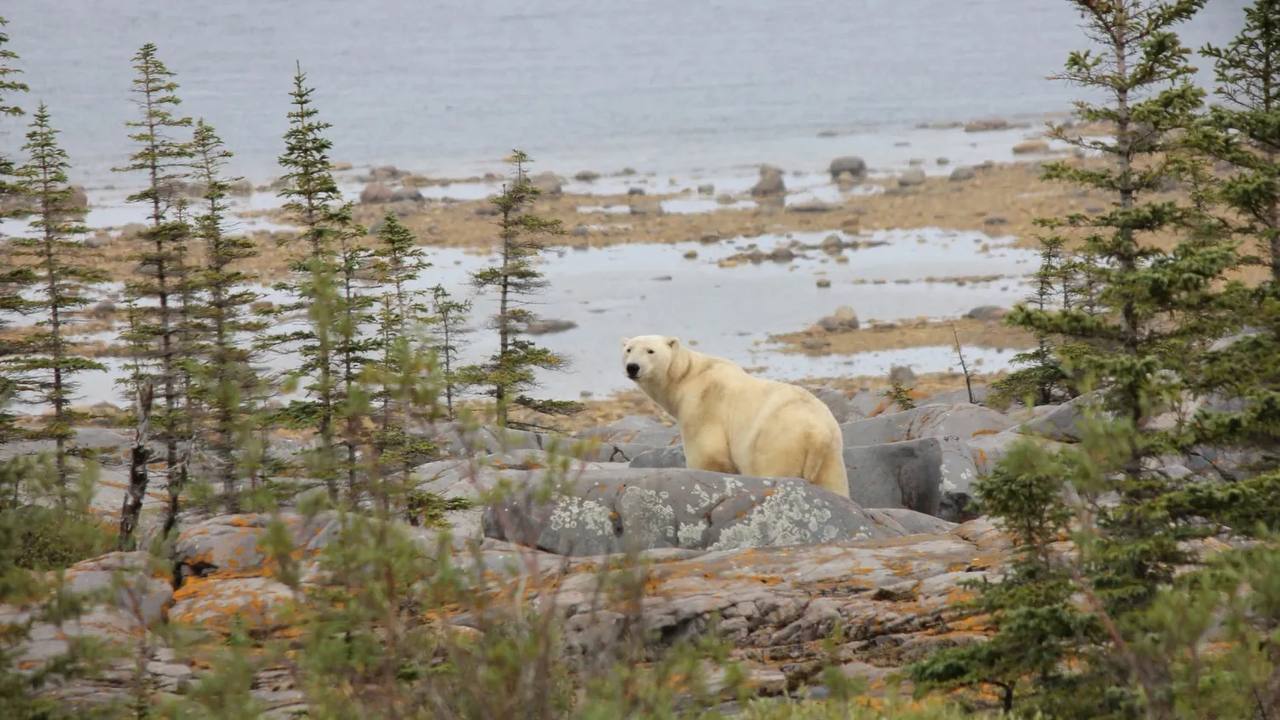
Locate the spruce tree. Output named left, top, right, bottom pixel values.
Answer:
left=115, top=43, right=193, bottom=544
left=368, top=213, right=438, bottom=495
left=188, top=119, right=263, bottom=515
left=0, top=15, right=28, bottom=446
left=2, top=105, right=105, bottom=497
left=1189, top=0, right=1280, bottom=470
left=430, top=284, right=470, bottom=419
left=1006, top=0, right=1241, bottom=615
left=991, top=235, right=1072, bottom=407
left=461, top=151, right=579, bottom=428
left=272, top=64, right=359, bottom=500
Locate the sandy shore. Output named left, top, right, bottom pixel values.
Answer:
left=769, top=316, right=1037, bottom=356
left=65, top=157, right=1111, bottom=282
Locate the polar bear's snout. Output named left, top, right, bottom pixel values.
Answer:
left=626, top=362, right=640, bottom=379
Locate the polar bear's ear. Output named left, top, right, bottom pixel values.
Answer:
left=666, top=336, right=680, bottom=349
left=620, top=336, right=630, bottom=347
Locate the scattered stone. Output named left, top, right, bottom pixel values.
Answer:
left=627, top=186, right=646, bottom=196
left=817, top=306, right=859, bottom=332
left=530, top=172, right=563, bottom=196
left=768, top=246, right=795, bottom=262
left=750, top=164, right=786, bottom=197
left=1012, top=139, right=1050, bottom=155
left=359, top=182, right=396, bottom=204
left=936, top=157, right=950, bottom=165
left=828, top=156, right=867, bottom=180
left=843, top=436, right=979, bottom=521
left=965, top=305, right=1008, bottom=321
left=788, top=199, right=835, bottom=213
left=949, top=166, right=976, bottom=182
left=573, top=170, right=600, bottom=182
left=908, top=158, right=925, bottom=166
left=682, top=250, right=698, bottom=259
left=963, top=117, right=1010, bottom=132
left=897, top=168, right=926, bottom=187
left=816, top=278, right=832, bottom=288
left=697, top=183, right=715, bottom=195
left=523, top=318, right=578, bottom=335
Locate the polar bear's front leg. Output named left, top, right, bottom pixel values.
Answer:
left=681, top=426, right=738, bottom=475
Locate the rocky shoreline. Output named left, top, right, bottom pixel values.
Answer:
left=3, top=382, right=1112, bottom=713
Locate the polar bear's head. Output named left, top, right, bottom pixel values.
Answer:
left=621, top=335, right=680, bottom=383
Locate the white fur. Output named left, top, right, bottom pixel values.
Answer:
left=623, top=335, right=849, bottom=498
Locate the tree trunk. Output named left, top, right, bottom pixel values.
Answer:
left=119, top=383, right=154, bottom=549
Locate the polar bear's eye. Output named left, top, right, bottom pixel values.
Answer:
left=647, top=349, right=655, bottom=354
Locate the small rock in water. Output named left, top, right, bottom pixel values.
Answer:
left=828, top=156, right=867, bottom=180
left=908, top=158, right=925, bottom=166
left=964, top=117, right=1010, bottom=132
left=696, top=183, right=715, bottom=195
left=573, top=170, right=600, bottom=182
left=936, top=157, right=950, bottom=165
left=627, top=186, right=646, bottom=196
left=949, top=166, right=976, bottom=182
left=966, top=305, right=1008, bottom=321
left=652, top=275, right=673, bottom=281
left=816, top=278, right=832, bottom=288
left=768, top=247, right=795, bottom=262
left=682, top=250, right=698, bottom=259
left=817, top=306, right=859, bottom=332
left=1012, top=139, right=1050, bottom=155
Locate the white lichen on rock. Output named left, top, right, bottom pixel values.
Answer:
left=548, top=497, right=615, bottom=539
left=708, top=482, right=848, bottom=552
left=617, top=486, right=676, bottom=547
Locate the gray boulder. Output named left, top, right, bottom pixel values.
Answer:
left=530, top=172, right=564, bottom=196
left=949, top=166, right=976, bottom=182
left=844, top=436, right=978, bottom=522
left=965, top=305, right=1008, bottom=321
left=841, top=403, right=1015, bottom=447
left=817, top=306, right=860, bottom=332
left=829, top=156, right=867, bottom=180
left=359, top=182, right=395, bottom=204
left=812, top=387, right=863, bottom=423
left=173, top=513, right=341, bottom=580
left=630, top=444, right=687, bottom=469
left=484, top=467, right=902, bottom=555
left=1016, top=392, right=1105, bottom=442
left=750, top=164, right=786, bottom=197
left=867, top=507, right=958, bottom=535
left=897, top=168, right=927, bottom=187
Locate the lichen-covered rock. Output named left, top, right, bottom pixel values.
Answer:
left=169, top=575, right=296, bottom=632
left=173, top=513, right=341, bottom=580
left=843, top=436, right=979, bottom=521
left=484, top=468, right=902, bottom=555
left=841, top=403, right=1015, bottom=447
left=0, top=552, right=173, bottom=687
left=546, top=518, right=1004, bottom=686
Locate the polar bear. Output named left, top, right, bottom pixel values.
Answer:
left=622, top=335, right=849, bottom=498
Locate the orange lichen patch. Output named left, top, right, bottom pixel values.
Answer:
left=883, top=558, right=916, bottom=578
left=945, top=586, right=977, bottom=605
left=971, top=428, right=1001, bottom=437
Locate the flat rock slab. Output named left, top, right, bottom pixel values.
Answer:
left=484, top=467, right=903, bottom=556
left=840, top=403, right=1014, bottom=447
left=174, top=513, right=341, bottom=580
